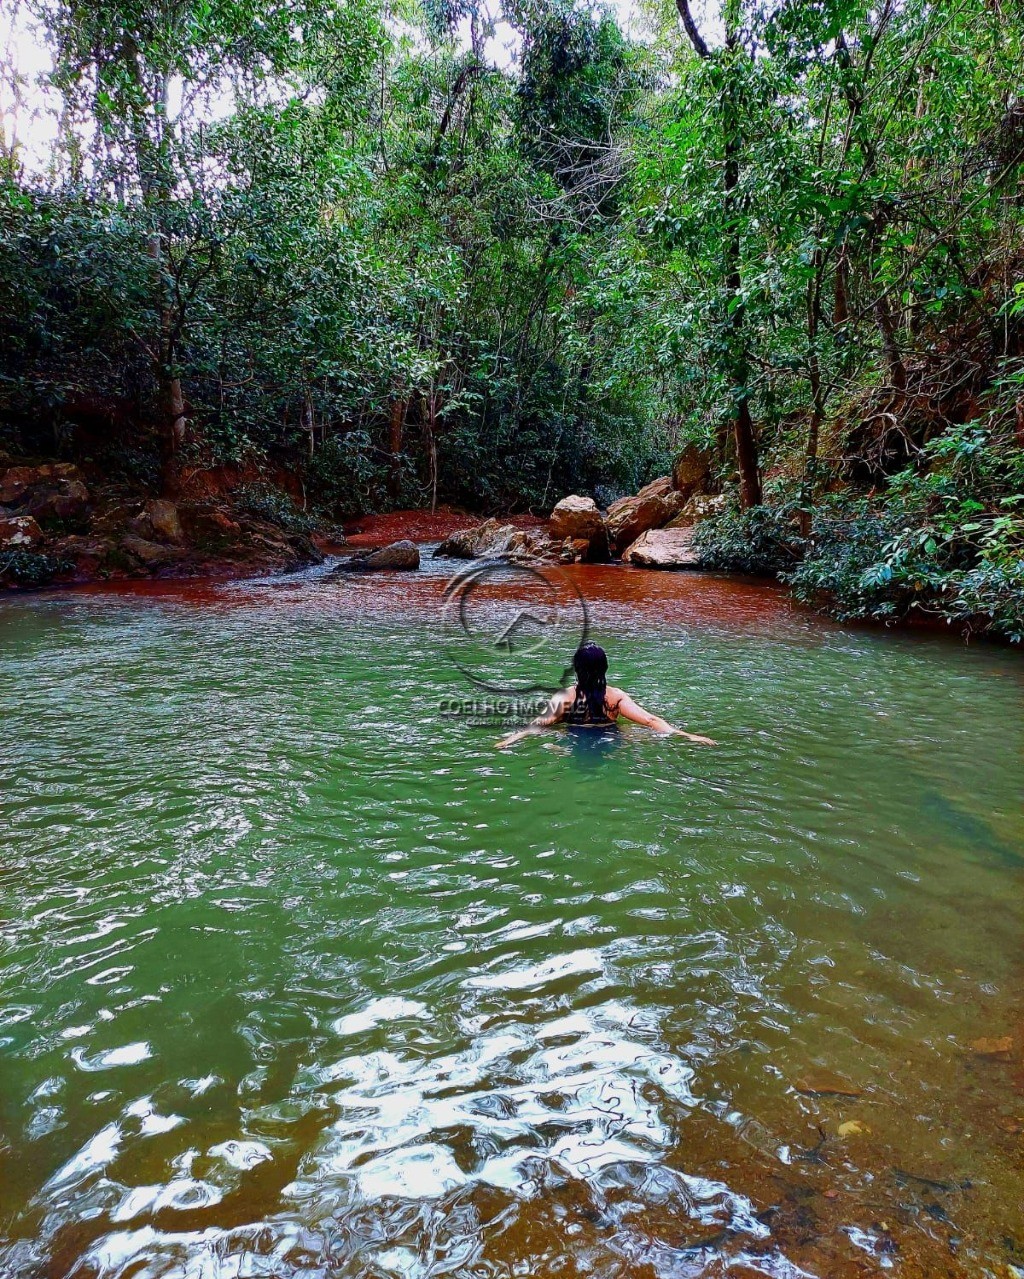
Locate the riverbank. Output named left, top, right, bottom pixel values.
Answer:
left=0, top=450, right=712, bottom=593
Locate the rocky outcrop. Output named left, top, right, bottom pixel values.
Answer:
left=335, top=539, right=421, bottom=571
left=0, top=462, right=82, bottom=505
left=671, top=445, right=713, bottom=499
left=122, top=534, right=188, bottom=569
left=558, top=537, right=593, bottom=563
left=0, top=514, right=43, bottom=547
left=434, top=519, right=517, bottom=558
left=621, top=527, right=699, bottom=569
left=664, top=492, right=727, bottom=528
left=0, top=463, right=92, bottom=526
left=0, top=455, right=328, bottom=589
left=50, top=535, right=118, bottom=578
left=433, top=519, right=554, bottom=561
left=26, top=481, right=90, bottom=524
left=605, top=477, right=686, bottom=555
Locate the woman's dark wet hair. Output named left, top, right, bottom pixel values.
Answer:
left=572, top=643, right=608, bottom=721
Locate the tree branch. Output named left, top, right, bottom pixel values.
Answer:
left=675, top=0, right=711, bottom=59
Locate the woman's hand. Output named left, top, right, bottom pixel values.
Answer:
left=496, top=726, right=542, bottom=749
left=677, top=731, right=717, bottom=745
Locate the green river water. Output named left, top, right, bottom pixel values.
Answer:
left=1, top=559, right=1022, bottom=1278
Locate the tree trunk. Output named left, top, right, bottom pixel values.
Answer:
left=676, top=0, right=760, bottom=508
left=834, top=243, right=849, bottom=326
left=388, top=398, right=407, bottom=501
left=149, top=230, right=185, bottom=496
left=722, top=42, right=761, bottom=509
left=874, top=293, right=908, bottom=392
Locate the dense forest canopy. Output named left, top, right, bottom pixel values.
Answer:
left=1, top=0, right=1023, bottom=635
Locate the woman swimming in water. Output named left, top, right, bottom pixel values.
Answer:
left=496, top=642, right=717, bottom=749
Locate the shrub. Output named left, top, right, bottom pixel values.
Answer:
left=235, top=484, right=317, bottom=535
left=0, top=549, right=74, bottom=588
left=693, top=502, right=805, bottom=576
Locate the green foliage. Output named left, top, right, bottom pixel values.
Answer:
left=0, top=549, right=74, bottom=588
left=693, top=503, right=805, bottom=576
left=787, top=423, right=1024, bottom=639
left=235, top=484, right=317, bottom=535
left=306, top=435, right=391, bottom=519
left=0, top=0, right=1022, bottom=635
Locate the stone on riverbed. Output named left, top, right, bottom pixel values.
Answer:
left=969, top=1035, right=1014, bottom=1060
left=334, top=540, right=420, bottom=571
left=433, top=519, right=518, bottom=559
left=621, top=526, right=699, bottom=569
left=794, top=1072, right=863, bottom=1098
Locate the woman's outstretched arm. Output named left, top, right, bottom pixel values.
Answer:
left=614, top=692, right=716, bottom=744
left=496, top=691, right=569, bottom=749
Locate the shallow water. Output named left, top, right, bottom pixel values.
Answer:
left=1, top=562, right=1022, bottom=1278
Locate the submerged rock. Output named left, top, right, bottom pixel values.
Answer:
left=968, top=1035, right=1014, bottom=1060
left=334, top=539, right=420, bottom=571
left=794, top=1072, right=863, bottom=1098
left=837, top=1119, right=870, bottom=1138
left=621, top=527, right=699, bottom=569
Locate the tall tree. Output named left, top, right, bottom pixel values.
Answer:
left=675, top=0, right=761, bottom=508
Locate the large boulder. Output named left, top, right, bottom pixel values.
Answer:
left=605, top=478, right=686, bottom=555
left=671, top=445, right=713, bottom=498
left=550, top=495, right=604, bottom=540
left=0, top=463, right=83, bottom=506
left=549, top=495, right=608, bottom=561
left=130, top=498, right=184, bottom=545
left=0, top=467, right=35, bottom=506
left=52, top=535, right=119, bottom=579
left=0, top=514, right=43, bottom=548
left=621, top=527, right=699, bottom=570
left=433, top=519, right=516, bottom=559
left=337, top=539, right=420, bottom=571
